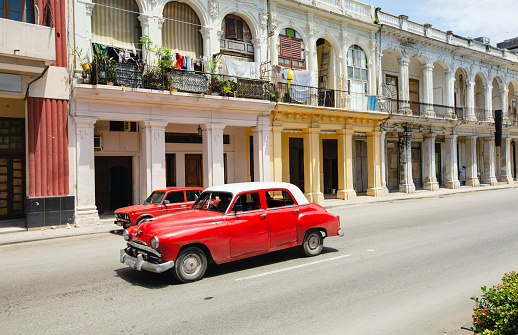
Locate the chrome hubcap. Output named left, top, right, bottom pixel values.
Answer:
left=183, top=254, right=200, bottom=275
left=308, top=235, right=319, bottom=250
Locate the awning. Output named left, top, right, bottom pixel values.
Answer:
left=91, top=0, right=140, bottom=50
left=162, top=1, right=203, bottom=59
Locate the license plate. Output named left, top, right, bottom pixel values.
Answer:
left=124, top=256, right=137, bottom=268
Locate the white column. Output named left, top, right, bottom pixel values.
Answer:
left=252, top=116, right=272, bottom=182
left=200, top=27, right=213, bottom=59
left=398, top=58, right=412, bottom=114
left=380, top=130, right=389, bottom=194
left=423, top=63, right=435, bottom=117
left=514, top=140, right=518, bottom=181
left=138, top=15, right=162, bottom=65
left=482, top=137, right=498, bottom=185
left=202, top=124, right=225, bottom=187
left=465, top=136, right=480, bottom=187
left=423, top=133, right=439, bottom=191
left=74, top=117, right=99, bottom=226
left=501, top=87, right=509, bottom=121
left=502, top=137, right=514, bottom=183
left=141, top=121, right=167, bottom=200
left=399, top=129, right=415, bottom=193
left=251, top=36, right=265, bottom=64
left=74, top=1, right=94, bottom=66
left=466, top=80, right=477, bottom=121
left=445, top=134, right=460, bottom=189
left=484, top=85, right=493, bottom=122
left=445, top=69, right=455, bottom=118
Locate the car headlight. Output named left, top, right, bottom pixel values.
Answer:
left=151, top=236, right=159, bottom=249
left=123, top=229, right=129, bottom=241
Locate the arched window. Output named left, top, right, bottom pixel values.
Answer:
left=162, top=1, right=202, bottom=60
left=278, top=28, right=305, bottom=69
left=347, top=45, right=368, bottom=110
left=0, top=0, right=34, bottom=23
left=91, top=0, right=140, bottom=50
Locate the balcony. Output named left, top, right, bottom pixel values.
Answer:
left=220, top=38, right=254, bottom=57
left=86, top=61, right=377, bottom=111
left=0, top=18, right=55, bottom=74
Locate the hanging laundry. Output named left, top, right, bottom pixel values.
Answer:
left=221, top=56, right=259, bottom=80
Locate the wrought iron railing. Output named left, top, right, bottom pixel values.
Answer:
left=382, top=98, right=457, bottom=119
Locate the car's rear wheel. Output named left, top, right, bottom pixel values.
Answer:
left=173, top=247, right=207, bottom=283
left=136, top=217, right=149, bottom=225
left=301, top=230, right=323, bottom=256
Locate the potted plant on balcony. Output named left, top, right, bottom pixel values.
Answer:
left=71, top=47, right=90, bottom=71
left=90, top=52, right=117, bottom=85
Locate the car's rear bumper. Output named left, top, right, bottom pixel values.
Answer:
left=120, top=249, right=175, bottom=274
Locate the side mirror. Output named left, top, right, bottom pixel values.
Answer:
left=233, top=204, right=243, bottom=213
left=164, top=200, right=170, bottom=205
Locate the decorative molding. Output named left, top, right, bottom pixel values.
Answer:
left=208, top=0, right=219, bottom=18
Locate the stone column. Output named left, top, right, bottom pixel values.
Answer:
left=138, top=15, right=162, bottom=66
left=423, top=133, right=439, bottom=191
left=399, top=129, right=415, bottom=193
left=252, top=117, right=272, bottom=182
left=366, top=130, right=384, bottom=197
left=337, top=128, right=356, bottom=200
left=251, top=36, right=265, bottom=64
left=466, top=80, right=477, bottom=121
left=398, top=58, right=412, bottom=114
left=484, top=85, right=493, bottom=122
left=141, top=121, right=167, bottom=200
left=74, top=117, right=99, bottom=226
left=303, top=127, right=323, bottom=203
left=501, top=137, right=514, bottom=183
left=200, top=27, right=214, bottom=59
left=202, top=123, right=226, bottom=187
left=445, top=69, right=455, bottom=118
left=482, top=137, right=498, bottom=185
left=75, top=1, right=94, bottom=66
left=501, top=87, right=509, bottom=121
left=380, top=130, right=389, bottom=194
left=465, top=136, right=480, bottom=187
left=445, top=134, right=461, bottom=189
left=515, top=140, right=518, bottom=181
left=271, top=125, right=283, bottom=183
left=423, top=63, right=435, bottom=117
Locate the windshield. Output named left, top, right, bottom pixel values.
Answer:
left=144, top=191, right=166, bottom=205
left=192, top=191, right=233, bottom=213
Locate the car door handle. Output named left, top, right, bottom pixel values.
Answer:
left=259, top=214, right=267, bottom=220
left=293, top=209, right=299, bottom=215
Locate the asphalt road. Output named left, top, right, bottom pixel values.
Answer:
left=1, top=188, right=517, bottom=335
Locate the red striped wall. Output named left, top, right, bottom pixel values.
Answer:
left=27, top=98, right=69, bottom=197
left=36, top=0, right=67, bottom=68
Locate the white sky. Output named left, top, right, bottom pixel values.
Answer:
left=369, top=0, right=518, bottom=46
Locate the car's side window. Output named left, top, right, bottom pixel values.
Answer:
left=232, top=192, right=261, bottom=212
left=265, top=190, right=296, bottom=208
left=186, top=190, right=201, bottom=202
left=165, top=191, right=185, bottom=204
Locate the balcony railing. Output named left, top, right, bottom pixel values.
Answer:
left=382, top=98, right=456, bottom=119
left=86, top=62, right=379, bottom=110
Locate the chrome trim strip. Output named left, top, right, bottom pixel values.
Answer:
left=120, top=249, right=175, bottom=274
left=127, top=241, right=162, bottom=257
left=338, top=228, right=344, bottom=237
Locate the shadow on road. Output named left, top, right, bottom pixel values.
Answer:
left=115, top=246, right=340, bottom=287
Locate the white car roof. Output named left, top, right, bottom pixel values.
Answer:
left=204, top=182, right=310, bottom=205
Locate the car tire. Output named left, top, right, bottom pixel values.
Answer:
left=173, top=247, right=207, bottom=283
left=301, top=230, right=323, bottom=257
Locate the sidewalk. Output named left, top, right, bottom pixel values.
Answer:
left=1, top=183, right=516, bottom=246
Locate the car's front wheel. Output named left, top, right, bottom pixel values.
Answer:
left=173, top=247, right=207, bottom=283
left=301, top=230, right=323, bottom=256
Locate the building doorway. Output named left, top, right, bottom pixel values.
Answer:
left=411, top=142, right=422, bottom=188
left=435, top=142, right=442, bottom=186
left=354, top=140, right=368, bottom=193
left=322, top=139, right=338, bottom=194
left=386, top=141, right=399, bottom=190
left=185, top=154, right=203, bottom=187
left=95, top=156, right=133, bottom=213
left=289, top=138, right=304, bottom=192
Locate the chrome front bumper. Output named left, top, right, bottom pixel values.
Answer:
left=120, top=249, right=175, bottom=274
left=338, top=228, right=344, bottom=237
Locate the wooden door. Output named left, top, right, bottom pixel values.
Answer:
left=387, top=141, right=399, bottom=190
left=411, top=143, right=422, bottom=188
left=354, top=140, right=368, bottom=193
left=0, top=156, right=25, bottom=220
left=185, top=154, right=203, bottom=187
left=409, top=79, right=420, bottom=116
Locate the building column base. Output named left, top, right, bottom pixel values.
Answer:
left=465, top=178, right=480, bottom=187
left=75, top=206, right=100, bottom=226
left=337, top=189, right=356, bottom=200
left=424, top=181, right=439, bottom=191
left=482, top=176, right=498, bottom=186
left=446, top=180, right=461, bottom=189
left=304, top=192, right=324, bottom=204
left=399, top=183, right=416, bottom=193
left=366, top=187, right=385, bottom=197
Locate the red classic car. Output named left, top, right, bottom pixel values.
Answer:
left=120, top=182, right=343, bottom=283
left=114, top=187, right=204, bottom=228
